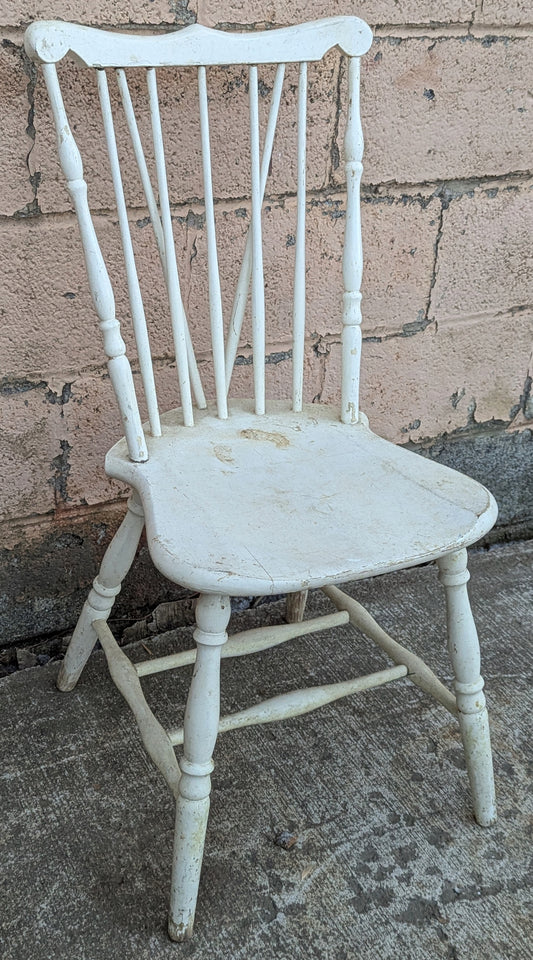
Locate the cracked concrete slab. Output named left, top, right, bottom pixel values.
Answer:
left=0, top=541, right=532, bottom=959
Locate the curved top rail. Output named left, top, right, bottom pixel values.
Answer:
left=24, top=17, right=372, bottom=68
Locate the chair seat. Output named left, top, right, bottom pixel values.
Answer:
left=106, top=401, right=497, bottom=596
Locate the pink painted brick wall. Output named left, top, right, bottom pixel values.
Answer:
left=0, top=1, right=532, bottom=639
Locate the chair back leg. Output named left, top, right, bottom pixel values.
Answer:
left=437, top=549, right=497, bottom=827
left=285, top=589, right=309, bottom=624
left=57, top=493, right=145, bottom=691
left=168, top=593, right=231, bottom=941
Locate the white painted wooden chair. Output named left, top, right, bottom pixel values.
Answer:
left=25, top=17, right=498, bottom=941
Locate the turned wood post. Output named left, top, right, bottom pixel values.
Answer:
left=341, top=56, right=364, bottom=424
left=168, top=593, right=231, bottom=941
left=437, top=550, right=497, bottom=827
left=43, top=62, right=147, bottom=462
left=57, top=494, right=145, bottom=691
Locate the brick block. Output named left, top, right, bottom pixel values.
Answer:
left=0, top=1, right=187, bottom=28
left=0, top=40, right=36, bottom=215
left=321, top=310, right=533, bottom=442
left=62, top=374, right=127, bottom=506
left=197, top=0, right=473, bottom=28
left=335, top=37, right=533, bottom=186
left=0, top=379, right=65, bottom=521
left=0, top=214, right=135, bottom=374
left=475, top=2, right=532, bottom=27
left=361, top=193, right=441, bottom=335
left=33, top=53, right=339, bottom=215
left=432, top=182, right=533, bottom=321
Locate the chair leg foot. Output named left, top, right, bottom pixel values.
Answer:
left=57, top=494, right=144, bottom=692
left=456, top=704, right=496, bottom=827
left=168, top=795, right=210, bottom=941
left=168, top=593, right=231, bottom=941
left=437, top=549, right=497, bottom=827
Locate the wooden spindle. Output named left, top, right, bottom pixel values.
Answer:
left=98, top=70, right=161, bottom=437
left=249, top=65, right=266, bottom=416
left=147, top=67, right=194, bottom=427
left=42, top=63, right=147, bottom=462
left=292, top=61, right=307, bottom=413
left=117, top=68, right=206, bottom=411
left=94, top=618, right=181, bottom=796
left=198, top=66, right=228, bottom=420
left=341, top=56, right=364, bottom=424
left=135, top=610, right=348, bottom=677
left=169, top=664, right=407, bottom=746
left=116, top=69, right=166, bottom=260
left=224, top=63, right=285, bottom=390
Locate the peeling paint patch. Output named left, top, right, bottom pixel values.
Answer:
left=401, top=419, right=421, bottom=434
left=168, top=0, right=196, bottom=26
left=49, top=440, right=72, bottom=505
left=45, top=383, right=72, bottom=413
left=0, top=377, right=46, bottom=397
left=175, top=209, right=205, bottom=230
left=2, top=40, right=42, bottom=217
left=450, top=388, right=466, bottom=409
left=234, top=350, right=292, bottom=366
left=509, top=375, right=533, bottom=421
left=266, top=350, right=292, bottom=365
left=239, top=429, right=289, bottom=448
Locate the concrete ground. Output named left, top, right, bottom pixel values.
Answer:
left=1, top=541, right=532, bottom=960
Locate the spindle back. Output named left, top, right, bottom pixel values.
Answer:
left=25, top=18, right=372, bottom=462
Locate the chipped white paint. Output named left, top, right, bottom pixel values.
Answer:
left=105, top=401, right=498, bottom=596
left=437, top=550, right=497, bottom=826
left=24, top=17, right=373, bottom=68
left=249, top=65, right=266, bottom=416
left=26, top=15, right=500, bottom=945
left=341, top=56, right=364, bottom=425
left=292, top=61, right=307, bottom=413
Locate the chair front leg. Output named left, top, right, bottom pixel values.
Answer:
left=437, top=549, right=497, bottom=827
left=57, top=492, right=145, bottom=692
left=168, top=592, right=231, bottom=942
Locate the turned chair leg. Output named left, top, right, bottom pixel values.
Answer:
left=285, top=589, right=308, bottom=623
left=437, top=549, right=497, bottom=827
left=168, top=593, right=231, bottom=942
left=57, top=492, right=145, bottom=692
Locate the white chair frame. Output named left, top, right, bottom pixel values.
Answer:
left=25, top=17, right=497, bottom=942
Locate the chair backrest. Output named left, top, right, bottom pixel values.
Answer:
left=24, top=17, right=372, bottom=462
